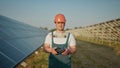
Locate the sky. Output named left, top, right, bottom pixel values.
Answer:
left=0, top=0, right=120, bottom=29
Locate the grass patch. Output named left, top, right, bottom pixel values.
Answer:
left=17, top=48, right=49, bottom=68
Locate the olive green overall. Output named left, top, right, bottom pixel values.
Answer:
left=49, top=32, right=71, bottom=68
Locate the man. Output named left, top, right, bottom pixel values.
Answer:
left=43, top=13, right=76, bottom=68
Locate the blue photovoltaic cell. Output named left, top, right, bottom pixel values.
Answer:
left=0, top=15, right=49, bottom=68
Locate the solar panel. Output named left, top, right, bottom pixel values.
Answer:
left=0, top=15, right=49, bottom=68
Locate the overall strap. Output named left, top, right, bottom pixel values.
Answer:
left=65, top=33, right=70, bottom=46
left=51, top=32, right=54, bottom=47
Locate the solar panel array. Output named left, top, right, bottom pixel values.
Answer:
left=0, top=15, right=49, bottom=68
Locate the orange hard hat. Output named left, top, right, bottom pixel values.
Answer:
left=54, top=13, right=66, bottom=23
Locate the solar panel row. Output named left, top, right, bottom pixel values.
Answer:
left=0, top=15, right=49, bottom=68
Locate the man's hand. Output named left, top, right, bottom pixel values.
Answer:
left=51, top=48, right=58, bottom=55
left=43, top=43, right=57, bottom=55
left=62, top=46, right=76, bottom=55
left=62, top=48, right=70, bottom=55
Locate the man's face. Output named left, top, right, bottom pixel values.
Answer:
left=55, top=22, right=65, bottom=31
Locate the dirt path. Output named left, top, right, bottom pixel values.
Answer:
left=72, top=40, right=120, bottom=68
